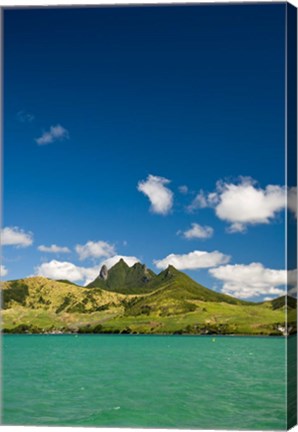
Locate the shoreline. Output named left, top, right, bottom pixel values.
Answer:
left=2, top=331, right=295, bottom=337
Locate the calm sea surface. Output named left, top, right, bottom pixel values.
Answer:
left=2, top=334, right=287, bottom=429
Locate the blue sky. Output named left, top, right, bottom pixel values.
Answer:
left=2, top=4, right=295, bottom=301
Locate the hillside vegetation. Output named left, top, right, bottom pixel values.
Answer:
left=1, top=260, right=296, bottom=335
left=87, top=259, right=156, bottom=294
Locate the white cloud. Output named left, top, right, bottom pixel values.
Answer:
left=35, top=255, right=141, bottom=286
left=35, top=260, right=98, bottom=286
left=137, top=174, right=174, bottom=215
left=1, top=265, right=8, bottom=277
left=189, top=178, right=286, bottom=232
left=38, top=244, right=71, bottom=254
left=287, top=268, right=297, bottom=297
left=215, top=179, right=285, bottom=232
left=35, top=124, right=69, bottom=145
left=209, top=262, right=295, bottom=299
left=101, top=255, right=140, bottom=269
left=75, top=240, right=115, bottom=261
left=288, top=268, right=297, bottom=286
left=1, top=226, right=33, bottom=247
left=179, top=223, right=214, bottom=239
left=154, top=250, right=230, bottom=270
left=288, top=286, right=297, bottom=298
left=187, top=190, right=209, bottom=212
left=226, top=222, right=247, bottom=234
left=288, top=187, right=297, bottom=218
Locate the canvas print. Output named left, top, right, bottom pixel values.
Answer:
left=1, top=2, right=297, bottom=430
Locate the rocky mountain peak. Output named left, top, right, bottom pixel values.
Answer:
left=99, top=264, right=108, bottom=280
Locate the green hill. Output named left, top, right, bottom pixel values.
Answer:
left=1, top=260, right=295, bottom=336
left=87, top=259, right=156, bottom=294
left=269, top=295, right=297, bottom=310
left=87, top=260, right=248, bottom=304
left=2, top=276, right=124, bottom=319
left=122, top=265, right=253, bottom=317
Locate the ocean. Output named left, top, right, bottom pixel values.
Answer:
left=2, top=334, right=287, bottom=429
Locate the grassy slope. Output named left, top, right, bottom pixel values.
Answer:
left=1, top=274, right=295, bottom=335
left=2, top=276, right=124, bottom=315
left=130, top=265, right=254, bottom=309
left=102, top=301, right=288, bottom=335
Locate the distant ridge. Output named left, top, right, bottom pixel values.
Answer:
left=87, top=259, right=251, bottom=306
left=1, top=259, right=296, bottom=335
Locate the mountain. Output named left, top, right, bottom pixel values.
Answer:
left=88, top=261, right=250, bottom=305
left=122, top=264, right=252, bottom=317
left=1, top=260, right=295, bottom=336
left=87, top=259, right=156, bottom=294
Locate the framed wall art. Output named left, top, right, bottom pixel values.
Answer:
left=1, top=2, right=297, bottom=431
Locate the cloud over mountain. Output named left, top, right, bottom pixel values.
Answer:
left=209, top=262, right=293, bottom=299
left=101, top=255, right=140, bottom=269
left=35, top=255, right=140, bottom=286
left=35, top=260, right=98, bottom=285
left=154, top=250, right=230, bottom=270
left=75, top=241, right=115, bottom=261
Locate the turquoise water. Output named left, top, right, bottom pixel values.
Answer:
left=2, top=334, right=287, bottom=429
